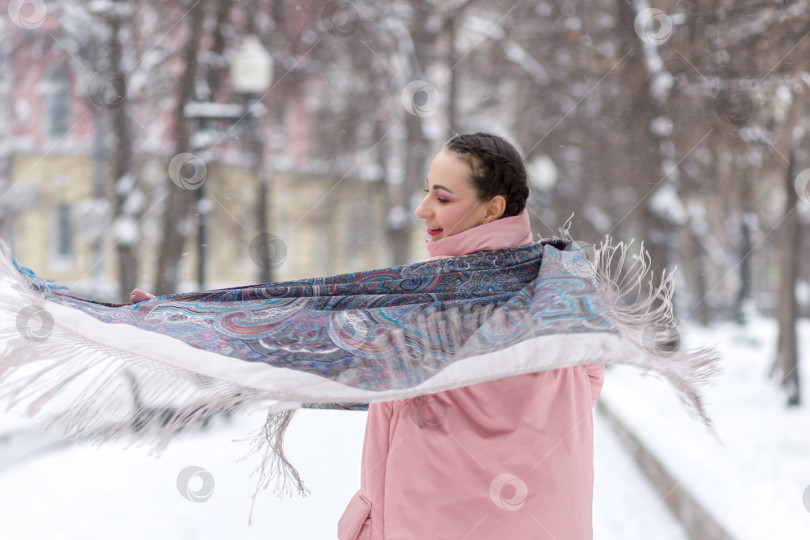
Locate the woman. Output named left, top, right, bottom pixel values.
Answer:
left=337, top=132, right=605, bottom=540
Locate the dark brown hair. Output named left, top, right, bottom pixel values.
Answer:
left=443, top=132, right=529, bottom=218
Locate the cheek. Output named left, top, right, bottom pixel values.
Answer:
left=437, top=204, right=477, bottom=229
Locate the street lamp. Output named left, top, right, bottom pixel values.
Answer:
left=230, top=35, right=274, bottom=284
left=185, top=102, right=243, bottom=291
left=230, top=36, right=273, bottom=95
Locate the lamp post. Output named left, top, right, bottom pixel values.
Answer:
left=230, top=35, right=274, bottom=284
left=184, top=102, right=243, bottom=290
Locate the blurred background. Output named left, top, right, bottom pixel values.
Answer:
left=0, top=0, right=809, bottom=538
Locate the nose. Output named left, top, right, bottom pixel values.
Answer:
left=414, top=195, right=431, bottom=219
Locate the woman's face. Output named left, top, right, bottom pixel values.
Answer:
left=414, top=149, right=492, bottom=242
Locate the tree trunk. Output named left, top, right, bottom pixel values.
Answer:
left=387, top=5, right=433, bottom=267
left=733, top=209, right=753, bottom=324
left=389, top=110, right=426, bottom=266
left=618, top=0, right=677, bottom=321
left=775, top=127, right=803, bottom=407
left=0, top=18, right=14, bottom=245
left=108, top=16, right=139, bottom=303
left=153, top=0, right=205, bottom=295
left=205, top=0, right=233, bottom=99
left=445, top=16, right=458, bottom=138
left=690, top=228, right=711, bottom=326
left=734, top=164, right=755, bottom=324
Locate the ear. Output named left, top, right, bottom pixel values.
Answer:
left=481, top=195, right=506, bottom=223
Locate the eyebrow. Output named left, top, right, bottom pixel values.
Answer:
left=425, top=179, right=454, bottom=195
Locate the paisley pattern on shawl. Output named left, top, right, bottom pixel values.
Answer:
left=27, top=239, right=615, bottom=403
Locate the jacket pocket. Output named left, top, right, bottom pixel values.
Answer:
left=337, top=490, right=372, bottom=540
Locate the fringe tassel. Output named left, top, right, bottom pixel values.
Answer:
left=560, top=228, right=722, bottom=437
left=242, top=402, right=311, bottom=525
left=0, top=242, right=312, bottom=513
left=0, top=291, right=311, bottom=522
left=0, top=242, right=311, bottom=526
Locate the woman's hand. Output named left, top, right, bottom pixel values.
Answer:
left=130, top=288, right=157, bottom=303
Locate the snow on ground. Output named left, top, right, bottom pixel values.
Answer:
left=600, top=316, right=810, bottom=540
left=593, top=407, right=688, bottom=539
left=0, top=402, right=688, bottom=539
left=0, top=406, right=367, bottom=540
left=4, top=315, right=804, bottom=539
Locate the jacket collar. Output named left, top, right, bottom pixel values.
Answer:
left=424, top=208, right=535, bottom=259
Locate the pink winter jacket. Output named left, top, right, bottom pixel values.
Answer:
left=337, top=210, right=605, bottom=540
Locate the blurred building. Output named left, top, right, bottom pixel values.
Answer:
left=1, top=15, right=392, bottom=300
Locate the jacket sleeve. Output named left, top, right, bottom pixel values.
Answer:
left=337, top=491, right=372, bottom=540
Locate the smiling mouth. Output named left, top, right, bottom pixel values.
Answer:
left=427, top=226, right=443, bottom=236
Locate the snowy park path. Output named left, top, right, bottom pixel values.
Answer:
left=600, top=317, right=810, bottom=540
left=593, top=407, right=688, bottom=539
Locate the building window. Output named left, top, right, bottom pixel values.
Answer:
left=53, top=203, right=73, bottom=266
left=43, top=64, right=70, bottom=139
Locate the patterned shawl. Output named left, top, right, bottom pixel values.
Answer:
left=0, top=231, right=720, bottom=514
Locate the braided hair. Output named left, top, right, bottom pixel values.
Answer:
left=443, top=132, right=530, bottom=218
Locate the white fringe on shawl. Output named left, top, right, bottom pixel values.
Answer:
left=0, top=236, right=721, bottom=523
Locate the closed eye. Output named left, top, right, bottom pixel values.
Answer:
left=423, top=189, right=450, bottom=204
